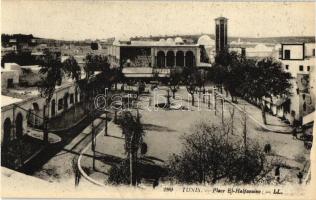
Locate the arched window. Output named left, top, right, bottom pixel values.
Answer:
left=16, top=113, right=23, bottom=139
left=185, top=51, right=195, bottom=68
left=75, top=89, right=78, bottom=103
left=157, top=51, right=165, bottom=68
left=3, top=118, right=12, bottom=146
left=64, top=93, right=69, bottom=110
left=166, top=51, right=175, bottom=67
left=32, top=103, right=40, bottom=112
left=51, top=99, right=56, bottom=117
left=176, top=51, right=184, bottom=67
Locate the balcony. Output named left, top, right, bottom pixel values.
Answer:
left=122, top=67, right=171, bottom=78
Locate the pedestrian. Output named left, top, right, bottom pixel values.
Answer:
left=73, top=159, right=81, bottom=187
left=153, top=178, right=159, bottom=189
left=75, top=166, right=81, bottom=187
left=297, top=171, right=303, bottom=184
left=264, top=143, right=271, bottom=154
left=292, top=128, right=297, bottom=139
left=275, top=165, right=280, bottom=177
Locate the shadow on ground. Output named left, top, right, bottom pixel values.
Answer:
left=142, top=123, right=176, bottom=132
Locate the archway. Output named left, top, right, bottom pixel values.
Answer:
left=3, top=118, right=12, bottom=146
left=75, top=89, right=78, bottom=103
left=176, top=51, right=184, bottom=67
left=51, top=99, right=56, bottom=117
left=185, top=51, right=195, bottom=68
left=16, top=113, right=23, bottom=139
left=157, top=51, right=165, bottom=68
left=64, top=93, right=69, bottom=110
left=166, top=51, right=175, bottom=67
left=32, top=103, right=40, bottom=112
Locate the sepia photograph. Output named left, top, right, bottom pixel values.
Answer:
left=1, top=0, right=315, bottom=199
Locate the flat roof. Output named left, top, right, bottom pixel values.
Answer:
left=1, top=95, right=23, bottom=107
left=114, top=40, right=199, bottom=47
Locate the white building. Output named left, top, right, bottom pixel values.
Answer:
left=267, top=42, right=316, bottom=125
left=107, top=37, right=209, bottom=80
left=1, top=82, right=81, bottom=146
left=229, top=42, right=276, bottom=59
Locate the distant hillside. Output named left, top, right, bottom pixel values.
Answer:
left=1, top=34, right=93, bottom=47
left=2, top=33, right=315, bottom=47
left=2, top=34, right=36, bottom=45
left=229, top=36, right=315, bottom=44
left=133, top=34, right=315, bottom=44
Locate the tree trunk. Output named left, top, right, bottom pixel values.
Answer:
left=167, top=90, right=171, bottom=107
left=91, top=117, right=96, bottom=170
left=43, top=104, right=48, bottom=144
left=104, top=112, right=108, bottom=136
left=261, top=103, right=267, bottom=125
left=214, top=93, right=217, bottom=115
left=221, top=99, right=224, bottom=124
left=129, top=151, right=133, bottom=186
left=191, top=93, right=195, bottom=106
left=114, top=110, right=117, bottom=123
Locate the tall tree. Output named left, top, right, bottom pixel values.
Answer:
left=240, top=57, right=292, bottom=124
left=63, top=56, right=81, bottom=82
left=119, top=111, right=144, bottom=186
left=38, top=51, right=63, bottom=142
left=63, top=56, right=81, bottom=118
left=209, top=51, right=245, bottom=102
left=184, top=67, right=199, bottom=106
left=169, top=67, right=182, bottom=99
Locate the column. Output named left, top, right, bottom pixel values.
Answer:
left=165, top=56, right=167, bottom=68
left=174, top=54, right=176, bottom=68
left=151, top=48, right=155, bottom=68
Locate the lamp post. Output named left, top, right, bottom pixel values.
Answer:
left=104, top=110, right=109, bottom=136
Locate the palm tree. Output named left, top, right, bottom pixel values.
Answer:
left=38, top=50, right=63, bottom=142
left=63, top=56, right=81, bottom=120
left=119, top=110, right=144, bottom=186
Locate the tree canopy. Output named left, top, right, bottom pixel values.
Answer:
left=168, top=121, right=268, bottom=184
left=208, top=51, right=292, bottom=124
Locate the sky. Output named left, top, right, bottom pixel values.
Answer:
left=1, top=1, right=315, bottom=40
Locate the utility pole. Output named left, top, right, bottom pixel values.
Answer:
left=243, top=105, right=247, bottom=153
left=208, top=93, right=211, bottom=109
left=213, top=87, right=217, bottom=116
left=129, top=133, right=134, bottom=186
left=104, top=111, right=108, bottom=136
left=91, top=112, right=96, bottom=170
left=221, top=98, right=224, bottom=125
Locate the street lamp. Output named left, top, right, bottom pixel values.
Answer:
left=104, top=110, right=109, bottom=136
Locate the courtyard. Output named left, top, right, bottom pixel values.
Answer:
left=79, top=86, right=310, bottom=186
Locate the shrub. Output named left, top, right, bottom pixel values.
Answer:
left=167, top=121, right=269, bottom=184
left=108, top=159, right=130, bottom=185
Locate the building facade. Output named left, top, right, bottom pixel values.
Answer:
left=107, top=38, right=206, bottom=80
left=1, top=83, right=81, bottom=146
left=268, top=42, right=316, bottom=124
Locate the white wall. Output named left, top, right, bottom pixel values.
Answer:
left=1, top=71, right=20, bottom=88
left=1, top=83, right=80, bottom=145
left=282, top=44, right=304, bottom=60
left=305, top=43, right=316, bottom=57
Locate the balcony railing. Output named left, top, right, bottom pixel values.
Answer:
left=152, top=68, right=171, bottom=74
